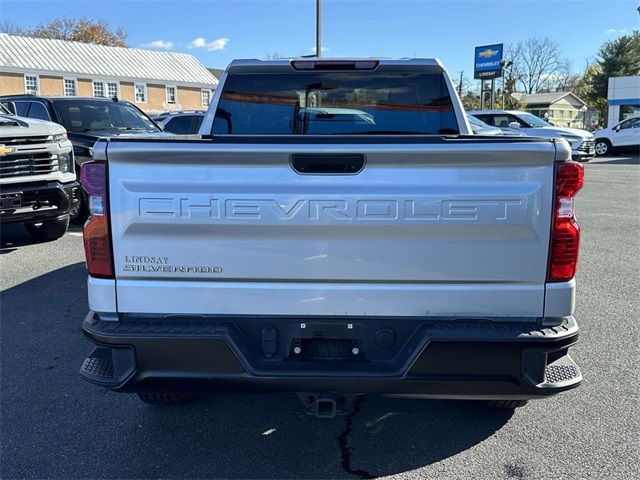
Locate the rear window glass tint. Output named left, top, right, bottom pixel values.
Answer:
left=212, top=71, right=458, bottom=135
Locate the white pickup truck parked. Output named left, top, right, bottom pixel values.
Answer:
left=79, top=58, right=583, bottom=415
left=0, top=104, right=78, bottom=240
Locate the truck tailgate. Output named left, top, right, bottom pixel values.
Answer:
left=106, top=139, right=557, bottom=318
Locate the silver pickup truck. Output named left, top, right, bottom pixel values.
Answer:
left=79, top=58, right=583, bottom=415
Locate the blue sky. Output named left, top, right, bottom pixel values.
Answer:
left=1, top=0, right=638, bottom=78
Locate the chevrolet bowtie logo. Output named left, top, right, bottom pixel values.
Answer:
left=0, top=144, right=15, bottom=157
left=479, top=48, right=499, bottom=58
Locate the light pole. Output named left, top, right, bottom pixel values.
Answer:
left=502, top=61, right=513, bottom=109
left=316, top=0, right=322, bottom=57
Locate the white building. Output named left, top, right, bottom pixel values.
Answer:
left=607, top=76, right=640, bottom=127
left=0, top=33, right=218, bottom=114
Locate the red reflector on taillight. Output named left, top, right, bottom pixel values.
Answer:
left=548, top=160, right=584, bottom=282
left=81, top=160, right=113, bottom=278
left=548, top=218, right=580, bottom=281
left=556, top=161, right=584, bottom=197
left=83, top=215, right=113, bottom=278
left=81, top=161, right=106, bottom=196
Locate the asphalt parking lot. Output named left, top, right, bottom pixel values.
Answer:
left=1, top=154, right=638, bottom=480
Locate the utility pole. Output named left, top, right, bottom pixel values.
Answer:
left=316, top=0, right=322, bottom=57
left=493, top=79, right=497, bottom=110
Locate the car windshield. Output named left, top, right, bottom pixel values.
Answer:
left=53, top=100, right=159, bottom=133
left=516, top=112, right=551, bottom=128
left=212, top=71, right=459, bottom=135
left=467, top=115, right=489, bottom=127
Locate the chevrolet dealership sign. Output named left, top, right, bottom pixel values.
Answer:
left=474, top=44, right=503, bottom=79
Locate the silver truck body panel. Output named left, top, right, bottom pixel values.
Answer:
left=104, top=139, right=566, bottom=318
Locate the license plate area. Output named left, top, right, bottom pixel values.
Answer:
left=0, top=193, right=23, bottom=210
left=289, top=322, right=365, bottom=362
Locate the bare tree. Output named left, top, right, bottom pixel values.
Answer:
left=510, top=37, right=570, bottom=94
left=1, top=17, right=126, bottom=47
left=0, top=20, right=24, bottom=35
left=456, top=72, right=481, bottom=111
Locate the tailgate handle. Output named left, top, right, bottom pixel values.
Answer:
left=291, top=154, right=365, bottom=174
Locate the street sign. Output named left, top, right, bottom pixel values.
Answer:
left=474, top=44, right=503, bottom=79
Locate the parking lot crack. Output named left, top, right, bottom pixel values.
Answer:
left=337, top=395, right=374, bottom=479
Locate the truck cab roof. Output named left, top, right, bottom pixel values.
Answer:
left=224, top=57, right=445, bottom=73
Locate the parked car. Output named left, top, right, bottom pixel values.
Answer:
left=594, top=116, right=640, bottom=156
left=79, top=58, right=583, bottom=415
left=153, top=110, right=205, bottom=135
left=467, top=115, right=528, bottom=136
left=469, top=110, right=595, bottom=161
left=0, top=95, right=163, bottom=222
left=0, top=103, right=79, bottom=240
left=467, top=114, right=502, bottom=135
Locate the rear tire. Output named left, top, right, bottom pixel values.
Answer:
left=595, top=139, right=611, bottom=156
left=486, top=400, right=528, bottom=409
left=25, top=216, right=70, bottom=241
left=137, top=392, right=195, bottom=406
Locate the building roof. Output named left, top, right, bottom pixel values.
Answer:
left=0, top=33, right=217, bottom=88
left=207, top=68, right=225, bottom=80
left=512, top=91, right=586, bottom=106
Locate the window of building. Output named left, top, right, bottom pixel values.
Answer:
left=107, top=82, right=119, bottom=99
left=135, top=83, right=147, bottom=103
left=64, top=78, right=77, bottom=96
left=93, top=80, right=119, bottom=99
left=166, top=85, right=177, bottom=104
left=93, top=81, right=105, bottom=98
left=619, top=104, right=640, bottom=122
left=201, top=89, right=212, bottom=107
left=24, top=75, right=39, bottom=95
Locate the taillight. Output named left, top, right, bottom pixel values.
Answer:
left=81, top=161, right=113, bottom=278
left=548, top=161, right=584, bottom=282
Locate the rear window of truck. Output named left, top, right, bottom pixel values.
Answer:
left=211, top=71, right=459, bottom=135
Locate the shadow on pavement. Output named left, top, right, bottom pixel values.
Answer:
left=0, top=223, right=83, bottom=254
left=1, top=223, right=34, bottom=253
left=591, top=154, right=639, bottom=165
left=1, top=262, right=512, bottom=479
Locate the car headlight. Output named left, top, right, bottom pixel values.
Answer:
left=561, top=135, right=581, bottom=146
left=58, top=152, right=74, bottom=173
left=52, top=132, right=68, bottom=142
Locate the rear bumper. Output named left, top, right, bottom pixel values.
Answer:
left=81, top=312, right=581, bottom=400
left=0, top=180, right=80, bottom=224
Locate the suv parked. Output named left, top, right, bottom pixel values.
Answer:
left=152, top=110, right=205, bottom=135
left=594, top=116, right=640, bottom=156
left=470, top=110, right=595, bottom=161
left=0, top=103, right=78, bottom=240
left=0, top=95, right=163, bottom=222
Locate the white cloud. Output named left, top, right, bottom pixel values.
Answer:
left=188, top=37, right=229, bottom=51
left=141, top=40, right=174, bottom=50
left=604, top=28, right=628, bottom=35
left=309, top=46, right=330, bottom=54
